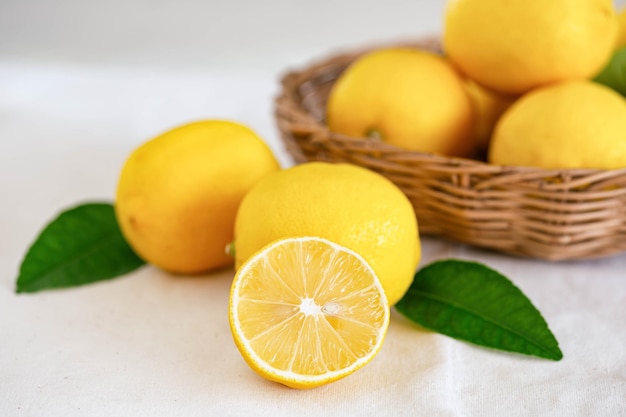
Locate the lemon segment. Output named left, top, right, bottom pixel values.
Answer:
left=229, top=237, right=390, bottom=389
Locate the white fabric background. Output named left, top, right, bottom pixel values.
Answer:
left=2, top=1, right=626, bottom=415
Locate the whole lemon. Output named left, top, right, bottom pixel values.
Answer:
left=327, top=48, right=475, bottom=158
left=115, top=120, right=280, bottom=274
left=233, top=162, right=421, bottom=305
left=444, top=0, right=618, bottom=95
left=489, top=81, right=626, bottom=169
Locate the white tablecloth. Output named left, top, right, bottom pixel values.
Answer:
left=2, top=61, right=625, bottom=417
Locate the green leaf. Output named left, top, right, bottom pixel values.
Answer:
left=593, top=47, right=626, bottom=97
left=395, top=260, right=563, bottom=361
left=16, top=202, right=145, bottom=293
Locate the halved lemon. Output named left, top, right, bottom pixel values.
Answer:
left=228, top=236, right=390, bottom=389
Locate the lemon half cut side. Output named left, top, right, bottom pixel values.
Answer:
left=229, top=236, right=390, bottom=389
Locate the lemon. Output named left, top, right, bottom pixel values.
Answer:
left=463, top=78, right=517, bottom=153
left=489, top=81, right=626, bottom=169
left=229, top=236, right=390, bottom=389
left=234, top=162, right=420, bottom=305
left=115, top=120, right=280, bottom=274
left=327, top=48, right=475, bottom=158
left=618, top=8, right=626, bottom=48
left=444, top=0, right=618, bottom=95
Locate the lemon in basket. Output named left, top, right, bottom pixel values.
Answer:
left=444, top=0, right=618, bottom=95
left=229, top=236, right=390, bottom=389
left=115, top=120, right=280, bottom=274
left=326, top=47, right=475, bottom=158
left=233, top=162, right=420, bottom=306
left=462, top=78, right=517, bottom=153
left=489, top=81, right=626, bottom=169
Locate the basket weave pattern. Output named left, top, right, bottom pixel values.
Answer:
left=274, top=40, right=626, bottom=261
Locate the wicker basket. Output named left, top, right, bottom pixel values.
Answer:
left=274, top=39, right=626, bottom=261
